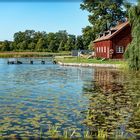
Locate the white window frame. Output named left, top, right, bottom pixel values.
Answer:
left=101, top=47, right=103, bottom=53
left=97, top=47, right=98, bottom=52
left=116, top=46, right=124, bottom=53
left=107, top=47, right=110, bottom=58
left=104, top=46, right=106, bottom=53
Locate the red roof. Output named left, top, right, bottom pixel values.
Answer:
left=93, top=21, right=130, bottom=43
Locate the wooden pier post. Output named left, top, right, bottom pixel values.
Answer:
left=30, top=60, right=33, bottom=64
left=41, top=60, right=45, bottom=64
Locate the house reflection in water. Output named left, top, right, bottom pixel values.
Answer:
left=94, top=68, right=124, bottom=93
left=83, top=68, right=138, bottom=138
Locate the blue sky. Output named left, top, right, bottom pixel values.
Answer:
left=0, top=0, right=137, bottom=41
left=0, top=2, right=90, bottom=41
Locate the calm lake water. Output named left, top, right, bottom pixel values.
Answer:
left=0, top=58, right=140, bottom=139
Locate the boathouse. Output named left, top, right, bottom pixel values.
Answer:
left=93, top=21, right=132, bottom=59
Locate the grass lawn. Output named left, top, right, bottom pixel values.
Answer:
left=55, top=56, right=127, bottom=64
left=55, top=56, right=129, bottom=69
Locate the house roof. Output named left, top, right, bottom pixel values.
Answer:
left=93, top=21, right=130, bottom=43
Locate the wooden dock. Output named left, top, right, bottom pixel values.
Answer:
left=7, top=58, right=56, bottom=65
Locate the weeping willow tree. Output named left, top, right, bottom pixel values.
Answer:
left=125, top=0, right=140, bottom=70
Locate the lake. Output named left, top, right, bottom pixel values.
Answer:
left=0, top=58, right=140, bottom=139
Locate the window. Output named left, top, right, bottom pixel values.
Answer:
left=116, top=46, right=124, bottom=53
left=107, top=47, right=110, bottom=58
left=99, top=47, right=100, bottom=52
left=97, top=47, right=98, bottom=52
left=101, top=47, right=103, bottom=53
left=104, top=46, right=106, bottom=53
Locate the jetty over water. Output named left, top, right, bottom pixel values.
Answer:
left=7, top=58, right=57, bottom=65
left=7, top=58, right=22, bottom=64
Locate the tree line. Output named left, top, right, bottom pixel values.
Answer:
left=0, top=29, right=93, bottom=52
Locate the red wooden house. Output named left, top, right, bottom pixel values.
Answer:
left=93, top=21, right=132, bottom=59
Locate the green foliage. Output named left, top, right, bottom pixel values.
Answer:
left=0, top=40, right=11, bottom=51
left=80, top=0, right=127, bottom=38
left=64, top=35, right=76, bottom=51
left=28, top=42, right=36, bottom=51
left=125, top=1, right=140, bottom=70
left=75, top=35, right=84, bottom=50
left=0, top=29, right=89, bottom=52
left=82, top=26, right=95, bottom=49
left=88, top=41, right=94, bottom=50
left=18, top=41, right=28, bottom=50
left=36, top=38, right=47, bottom=51
left=48, top=40, right=57, bottom=52
left=58, top=40, right=65, bottom=51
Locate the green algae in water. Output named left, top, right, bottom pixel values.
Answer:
left=0, top=58, right=91, bottom=138
left=83, top=68, right=140, bottom=139
left=0, top=58, right=140, bottom=139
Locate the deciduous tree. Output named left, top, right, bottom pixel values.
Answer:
left=75, top=35, right=84, bottom=50
left=1, top=40, right=11, bottom=51
left=125, top=0, right=140, bottom=70
left=82, top=26, right=95, bottom=49
left=80, top=0, right=126, bottom=37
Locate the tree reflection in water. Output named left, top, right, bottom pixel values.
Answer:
left=83, top=68, right=140, bottom=139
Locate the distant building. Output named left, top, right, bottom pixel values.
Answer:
left=93, top=21, right=132, bottom=59
left=71, top=50, right=93, bottom=56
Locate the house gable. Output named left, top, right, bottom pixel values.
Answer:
left=93, top=21, right=131, bottom=59
left=93, top=21, right=130, bottom=43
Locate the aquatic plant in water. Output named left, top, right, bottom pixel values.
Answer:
left=82, top=69, right=140, bottom=139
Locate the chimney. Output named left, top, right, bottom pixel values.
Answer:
left=99, top=33, right=103, bottom=37
left=117, top=21, right=123, bottom=25
left=110, top=29, right=116, bottom=34
left=104, top=31, right=109, bottom=36
left=125, top=17, right=128, bottom=21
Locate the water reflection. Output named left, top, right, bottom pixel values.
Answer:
left=83, top=68, right=140, bottom=139
left=0, top=58, right=94, bottom=138
left=94, top=68, right=124, bottom=93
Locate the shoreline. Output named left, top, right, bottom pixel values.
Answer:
left=0, top=51, right=71, bottom=58
left=58, top=61, right=121, bottom=68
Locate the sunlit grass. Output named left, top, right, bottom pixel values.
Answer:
left=55, top=56, right=127, bottom=65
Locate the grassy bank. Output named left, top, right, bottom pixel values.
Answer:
left=55, top=56, right=127, bottom=64
left=55, top=56, right=129, bottom=69
left=0, top=51, right=71, bottom=58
